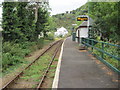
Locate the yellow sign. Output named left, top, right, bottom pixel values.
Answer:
left=77, top=17, right=88, bottom=21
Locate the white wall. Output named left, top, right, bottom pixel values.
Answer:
left=80, top=28, right=88, bottom=43
left=75, top=30, right=78, bottom=42
left=79, top=28, right=88, bottom=38
left=76, top=27, right=88, bottom=43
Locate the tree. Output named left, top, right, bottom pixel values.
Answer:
left=89, top=2, right=119, bottom=42
left=2, top=2, right=20, bottom=42
left=36, top=8, right=49, bottom=37
left=2, top=1, right=50, bottom=42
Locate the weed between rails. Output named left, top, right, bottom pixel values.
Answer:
left=20, top=53, right=58, bottom=88
left=18, top=51, right=57, bottom=88
left=21, top=54, right=51, bottom=81
left=40, top=58, right=58, bottom=88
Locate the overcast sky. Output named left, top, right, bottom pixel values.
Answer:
left=49, top=0, right=88, bottom=15
left=0, top=0, right=88, bottom=18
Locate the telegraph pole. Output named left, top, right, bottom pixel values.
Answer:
left=35, top=1, right=39, bottom=23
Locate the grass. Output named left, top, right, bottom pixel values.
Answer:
left=51, top=65, right=57, bottom=68
left=2, top=38, right=54, bottom=76
left=44, top=58, right=58, bottom=88
left=49, top=72, right=55, bottom=78
left=2, top=61, right=28, bottom=77
left=21, top=54, right=52, bottom=81
left=20, top=53, right=54, bottom=88
left=2, top=37, right=59, bottom=88
left=91, top=42, right=120, bottom=70
left=55, top=37, right=63, bottom=41
left=20, top=54, right=58, bottom=88
left=49, top=68, right=56, bottom=72
left=54, top=58, right=58, bottom=61
left=44, top=39, right=54, bottom=46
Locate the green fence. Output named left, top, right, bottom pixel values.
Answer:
left=81, top=37, right=120, bottom=74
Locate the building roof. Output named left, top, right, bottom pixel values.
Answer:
left=80, top=17, right=93, bottom=27
left=80, top=21, right=88, bottom=27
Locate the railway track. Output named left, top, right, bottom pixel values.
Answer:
left=2, top=39, right=63, bottom=89
left=36, top=40, right=63, bottom=89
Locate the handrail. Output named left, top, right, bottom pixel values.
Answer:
left=87, top=38, right=120, bottom=47
left=81, top=37, right=120, bottom=74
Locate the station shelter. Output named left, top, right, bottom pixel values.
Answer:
left=75, top=18, right=93, bottom=43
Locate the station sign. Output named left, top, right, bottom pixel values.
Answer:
left=77, top=17, right=88, bottom=21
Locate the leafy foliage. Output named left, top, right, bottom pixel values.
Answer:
left=2, top=2, right=53, bottom=72
left=2, top=42, right=30, bottom=71
left=2, top=2, right=51, bottom=42
left=2, top=2, right=19, bottom=42
left=88, top=2, right=120, bottom=70
left=89, top=2, right=119, bottom=43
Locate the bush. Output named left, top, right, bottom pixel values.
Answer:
left=92, top=41, right=119, bottom=70
left=2, top=42, right=31, bottom=71
left=2, top=38, right=54, bottom=72
left=45, top=32, right=54, bottom=40
left=36, top=38, right=44, bottom=49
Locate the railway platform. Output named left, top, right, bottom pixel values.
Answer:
left=57, top=37, right=118, bottom=88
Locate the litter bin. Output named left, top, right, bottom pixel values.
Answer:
left=72, top=32, right=76, bottom=41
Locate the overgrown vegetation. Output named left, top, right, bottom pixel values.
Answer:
left=87, top=41, right=119, bottom=70
left=2, top=2, right=55, bottom=73
left=89, top=2, right=120, bottom=43
left=21, top=54, right=51, bottom=81
left=2, top=38, right=54, bottom=73
left=20, top=52, right=58, bottom=88
left=88, top=1, right=120, bottom=70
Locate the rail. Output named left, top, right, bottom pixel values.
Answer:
left=2, top=40, right=62, bottom=90
left=81, top=37, right=120, bottom=74
left=36, top=40, right=63, bottom=89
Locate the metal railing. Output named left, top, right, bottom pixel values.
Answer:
left=81, top=37, right=120, bottom=74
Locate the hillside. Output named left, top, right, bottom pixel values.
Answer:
left=52, top=3, right=88, bottom=31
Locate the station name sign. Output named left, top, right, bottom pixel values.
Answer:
left=77, top=17, right=88, bottom=21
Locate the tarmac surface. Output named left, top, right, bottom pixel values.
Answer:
left=58, top=37, right=118, bottom=88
